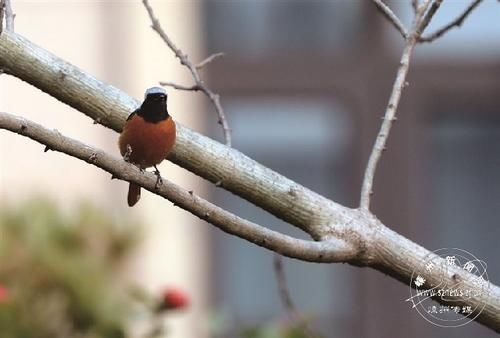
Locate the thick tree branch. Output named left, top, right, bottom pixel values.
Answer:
left=372, top=0, right=408, bottom=39
left=2, top=110, right=499, bottom=332
left=142, top=0, right=231, bottom=147
left=369, top=213, right=500, bottom=332
left=419, top=0, right=483, bottom=42
left=1, top=31, right=499, bottom=331
left=0, top=111, right=356, bottom=263
left=0, top=31, right=346, bottom=241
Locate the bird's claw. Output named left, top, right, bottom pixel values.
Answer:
left=153, top=165, right=163, bottom=189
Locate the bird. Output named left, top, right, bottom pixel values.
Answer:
left=118, top=87, right=176, bottom=206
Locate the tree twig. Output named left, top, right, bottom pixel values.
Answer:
left=196, top=52, right=224, bottom=70
left=142, top=0, right=232, bottom=147
left=359, top=48, right=413, bottom=210
left=4, top=0, right=13, bottom=31
left=416, top=0, right=443, bottom=36
left=360, top=0, right=436, bottom=210
left=372, top=0, right=408, bottom=39
left=274, top=254, right=320, bottom=338
left=159, top=81, right=199, bottom=91
left=419, top=0, right=483, bottom=42
left=274, top=255, right=297, bottom=317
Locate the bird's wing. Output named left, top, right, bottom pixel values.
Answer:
left=126, top=109, right=139, bottom=121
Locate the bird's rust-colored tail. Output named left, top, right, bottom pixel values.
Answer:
left=128, top=183, right=141, bottom=207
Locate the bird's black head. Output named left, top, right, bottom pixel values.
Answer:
left=138, top=86, right=169, bottom=123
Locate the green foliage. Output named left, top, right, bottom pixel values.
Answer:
left=206, top=311, right=315, bottom=338
left=0, top=197, right=140, bottom=338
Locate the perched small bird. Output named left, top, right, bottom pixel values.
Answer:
left=118, top=87, right=176, bottom=206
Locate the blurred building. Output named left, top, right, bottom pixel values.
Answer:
left=203, top=1, right=500, bottom=338
left=0, top=1, right=209, bottom=337
left=1, top=1, right=499, bottom=338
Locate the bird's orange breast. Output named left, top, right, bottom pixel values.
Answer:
left=119, top=115, right=176, bottom=168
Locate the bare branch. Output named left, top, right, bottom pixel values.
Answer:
left=274, top=255, right=320, bottom=338
left=196, top=52, right=224, bottom=70
left=372, top=0, right=408, bottom=39
left=0, top=111, right=356, bottom=263
left=360, top=45, right=415, bottom=210
left=274, top=255, right=297, bottom=316
left=416, top=0, right=443, bottom=36
left=360, top=0, right=437, bottom=210
left=0, top=30, right=349, bottom=242
left=142, top=0, right=232, bottom=147
left=419, top=0, right=483, bottom=42
left=4, top=0, right=13, bottom=31
left=141, top=0, right=189, bottom=69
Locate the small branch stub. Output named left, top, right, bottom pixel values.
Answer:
left=89, top=152, right=97, bottom=164
left=4, top=0, right=14, bottom=32
left=196, top=52, right=224, bottom=69
left=123, top=144, right=132, bottom=162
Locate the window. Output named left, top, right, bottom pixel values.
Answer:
left=209, top=97, right=360, bottom=334
left=204, top=0, right=364, bottom=58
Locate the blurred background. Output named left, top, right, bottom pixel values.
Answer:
left=1, top=1, right=499, bottom=338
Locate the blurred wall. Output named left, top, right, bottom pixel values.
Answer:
left=0, top=1, right=210, bottom=337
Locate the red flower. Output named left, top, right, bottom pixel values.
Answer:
left=159, top=288, right=189, bottom=311
left=0, top=285, right=9, bottom=303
